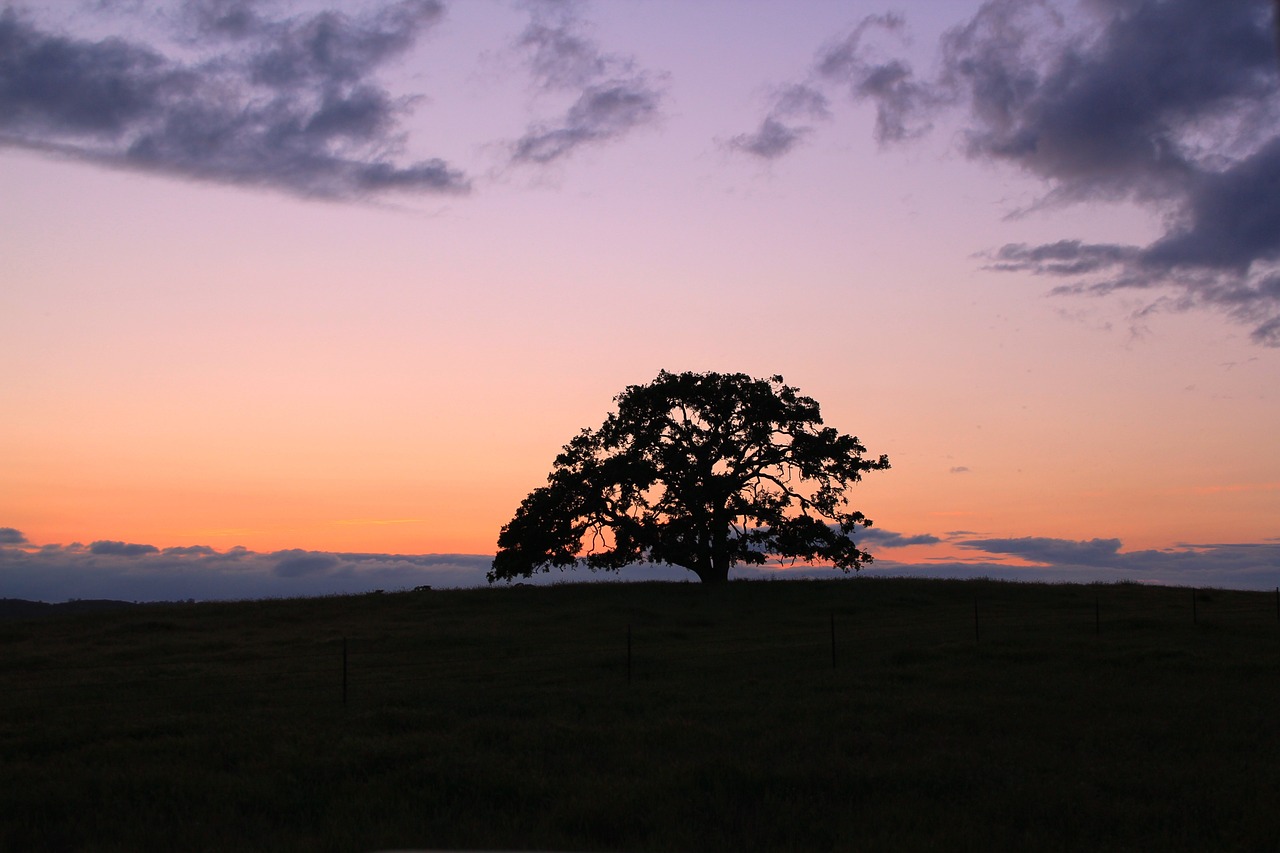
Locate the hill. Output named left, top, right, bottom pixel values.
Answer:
left=0, top=598, right=140, bottom=621
left=2, top=577, right=1278, bottom=851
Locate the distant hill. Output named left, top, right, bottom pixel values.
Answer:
left=0, top=598, right=140, bottom=621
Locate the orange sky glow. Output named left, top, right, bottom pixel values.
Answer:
left=2, top=1, right=1278, bottom=599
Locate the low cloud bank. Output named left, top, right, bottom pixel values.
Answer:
left=0, top=539, right=495, bottom=602
left=870, top=536, right=1280, bottom=590
left=2, top=527, right=1277, bottom=603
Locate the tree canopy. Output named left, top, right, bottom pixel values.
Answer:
left=490, top=370, right=890, bottom=584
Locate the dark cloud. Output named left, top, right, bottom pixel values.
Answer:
left=987, top=240, right=1142, bottom=276
left=0, top=2, right=469, bottom=199
left=510, top=3, right=663, bottom=165
left=0, top=527, right=28, bottom=545
left=944, top=0, right=1275, bottom=202
left=180, top=0, right=264, bottom=41
left=945, top=0, right=1280, bottom=344
left=814, top=13, right=939, bottom=144
left=959, top=536, right=1123, bottom=566
left=273, top=550, right=341, bottom=577
left=871, top=537, right=1280, bottom=588
left=858, top=527, right=942, bottom=548
left=246, top=1, right=442, bottom=89
left=0, top=538, right=499, bottom=602
left=734, top=0, right=1280, bottom=344
left=90, top=540, right=160, bottom=556
left=950, top=535, right=1280, bottom=586
left=162, top=544, right=217, bottom=556
left=5, top=529, right=1278, bottom=602
left=0, top=10, right=186, bottom=136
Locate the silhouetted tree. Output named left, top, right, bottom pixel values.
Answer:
left=490, top=370, right=890, bottom=584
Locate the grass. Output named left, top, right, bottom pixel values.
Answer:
left=2, top=577, right=1279, bottom=851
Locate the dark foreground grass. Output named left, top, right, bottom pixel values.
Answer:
left=2, top=577, right=1279, bottom=851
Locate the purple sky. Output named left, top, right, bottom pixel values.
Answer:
left=2, top=0, right=1279, bottom=601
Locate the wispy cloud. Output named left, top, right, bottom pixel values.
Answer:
left=509, top=1, right=663, bottom=165
left=334, top=518, right=427, bottom=526
left=727, top=84, right=830, bottom=160
left=727, top=13, right=931, bottom=160
left=0, top=1, right=470, bottom=199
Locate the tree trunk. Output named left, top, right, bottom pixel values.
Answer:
left=697, top=551, right=730, bottom=584
left=700, top=523, right=732, bottom=584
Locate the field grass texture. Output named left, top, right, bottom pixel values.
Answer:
left=2, top=577, right=1279, bottom=852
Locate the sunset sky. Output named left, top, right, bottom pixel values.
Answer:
left=3, top=0, right=1279, bottom=600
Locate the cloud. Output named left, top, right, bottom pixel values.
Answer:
left=162, top=544, right=218, bottom=556
left=942, top=0, right=1275, bottom=204
left=0, top=526, right=944, bottom=602
left=179, top=0, right=264, bottom=40
left=727, top=84, right=830, bottom=159
left=857, top=527, right=942, bottom=548
left=0, top=538, right=499, bottom=602
left=0, top=2, right=470, bottom=199
left=732, top=0, right=1280, bottom=344
left=5, top=528, right=1279, bottom=602
left=510, top=2, right=663, bottom=165
left=89, top=540, right=161, bottom=557
left=272, top=550, right=341, bottom=578
left=813, top=13, right=939, bottom=144
left=0, top=527, right=27, bottom=545
left=728, top=14, right=935, bottom=159
left=946, top=0, right=1280, bottom=344
left=959, top=536, right=1123, bottom=566
left=950, top=466, right=971, bottom=474
left=936, top=535, right=1280, bottom=588
left=745, top=535, right=1280, bottom=589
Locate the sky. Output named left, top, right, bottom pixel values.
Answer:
left=3, top=0, right=1280, bottom=601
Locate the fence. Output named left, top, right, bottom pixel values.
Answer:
left=2, top=583, right=1278, bottom=721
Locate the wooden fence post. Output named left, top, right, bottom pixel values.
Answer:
left=626, top=624, right=632, bottom=685
left=1095, top=594, right=1100, bottom=636
left=342, top=635, right=348, bottom=708
left=1192, top=588, right=1198, bottom=625
left=974, top=599, right=980, bottom=644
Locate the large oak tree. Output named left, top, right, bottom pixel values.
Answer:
left=490, top=370, right=890, bottom=584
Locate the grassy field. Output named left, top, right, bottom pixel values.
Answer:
left=2, top=577, right=1279, bottom=852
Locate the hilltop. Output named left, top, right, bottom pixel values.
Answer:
left=2, top=577, right=1278, bottom=851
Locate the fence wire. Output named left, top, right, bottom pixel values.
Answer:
left=2, top=585, right=1277, bottom=718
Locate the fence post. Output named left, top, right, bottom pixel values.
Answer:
left=974, top=599, right=980, bottom=644
left=1275, top=587, right=1278, bottom=624
left=1095, top=594, right=1100, bottom=636
left=342, top=635, right=348, bottom=708
left=626, top=624, right=632, bottom=685
left=1192, top=588, right=1198, bottom=625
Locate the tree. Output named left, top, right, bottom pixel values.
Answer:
left=490, top=370, right=890, bottom=585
